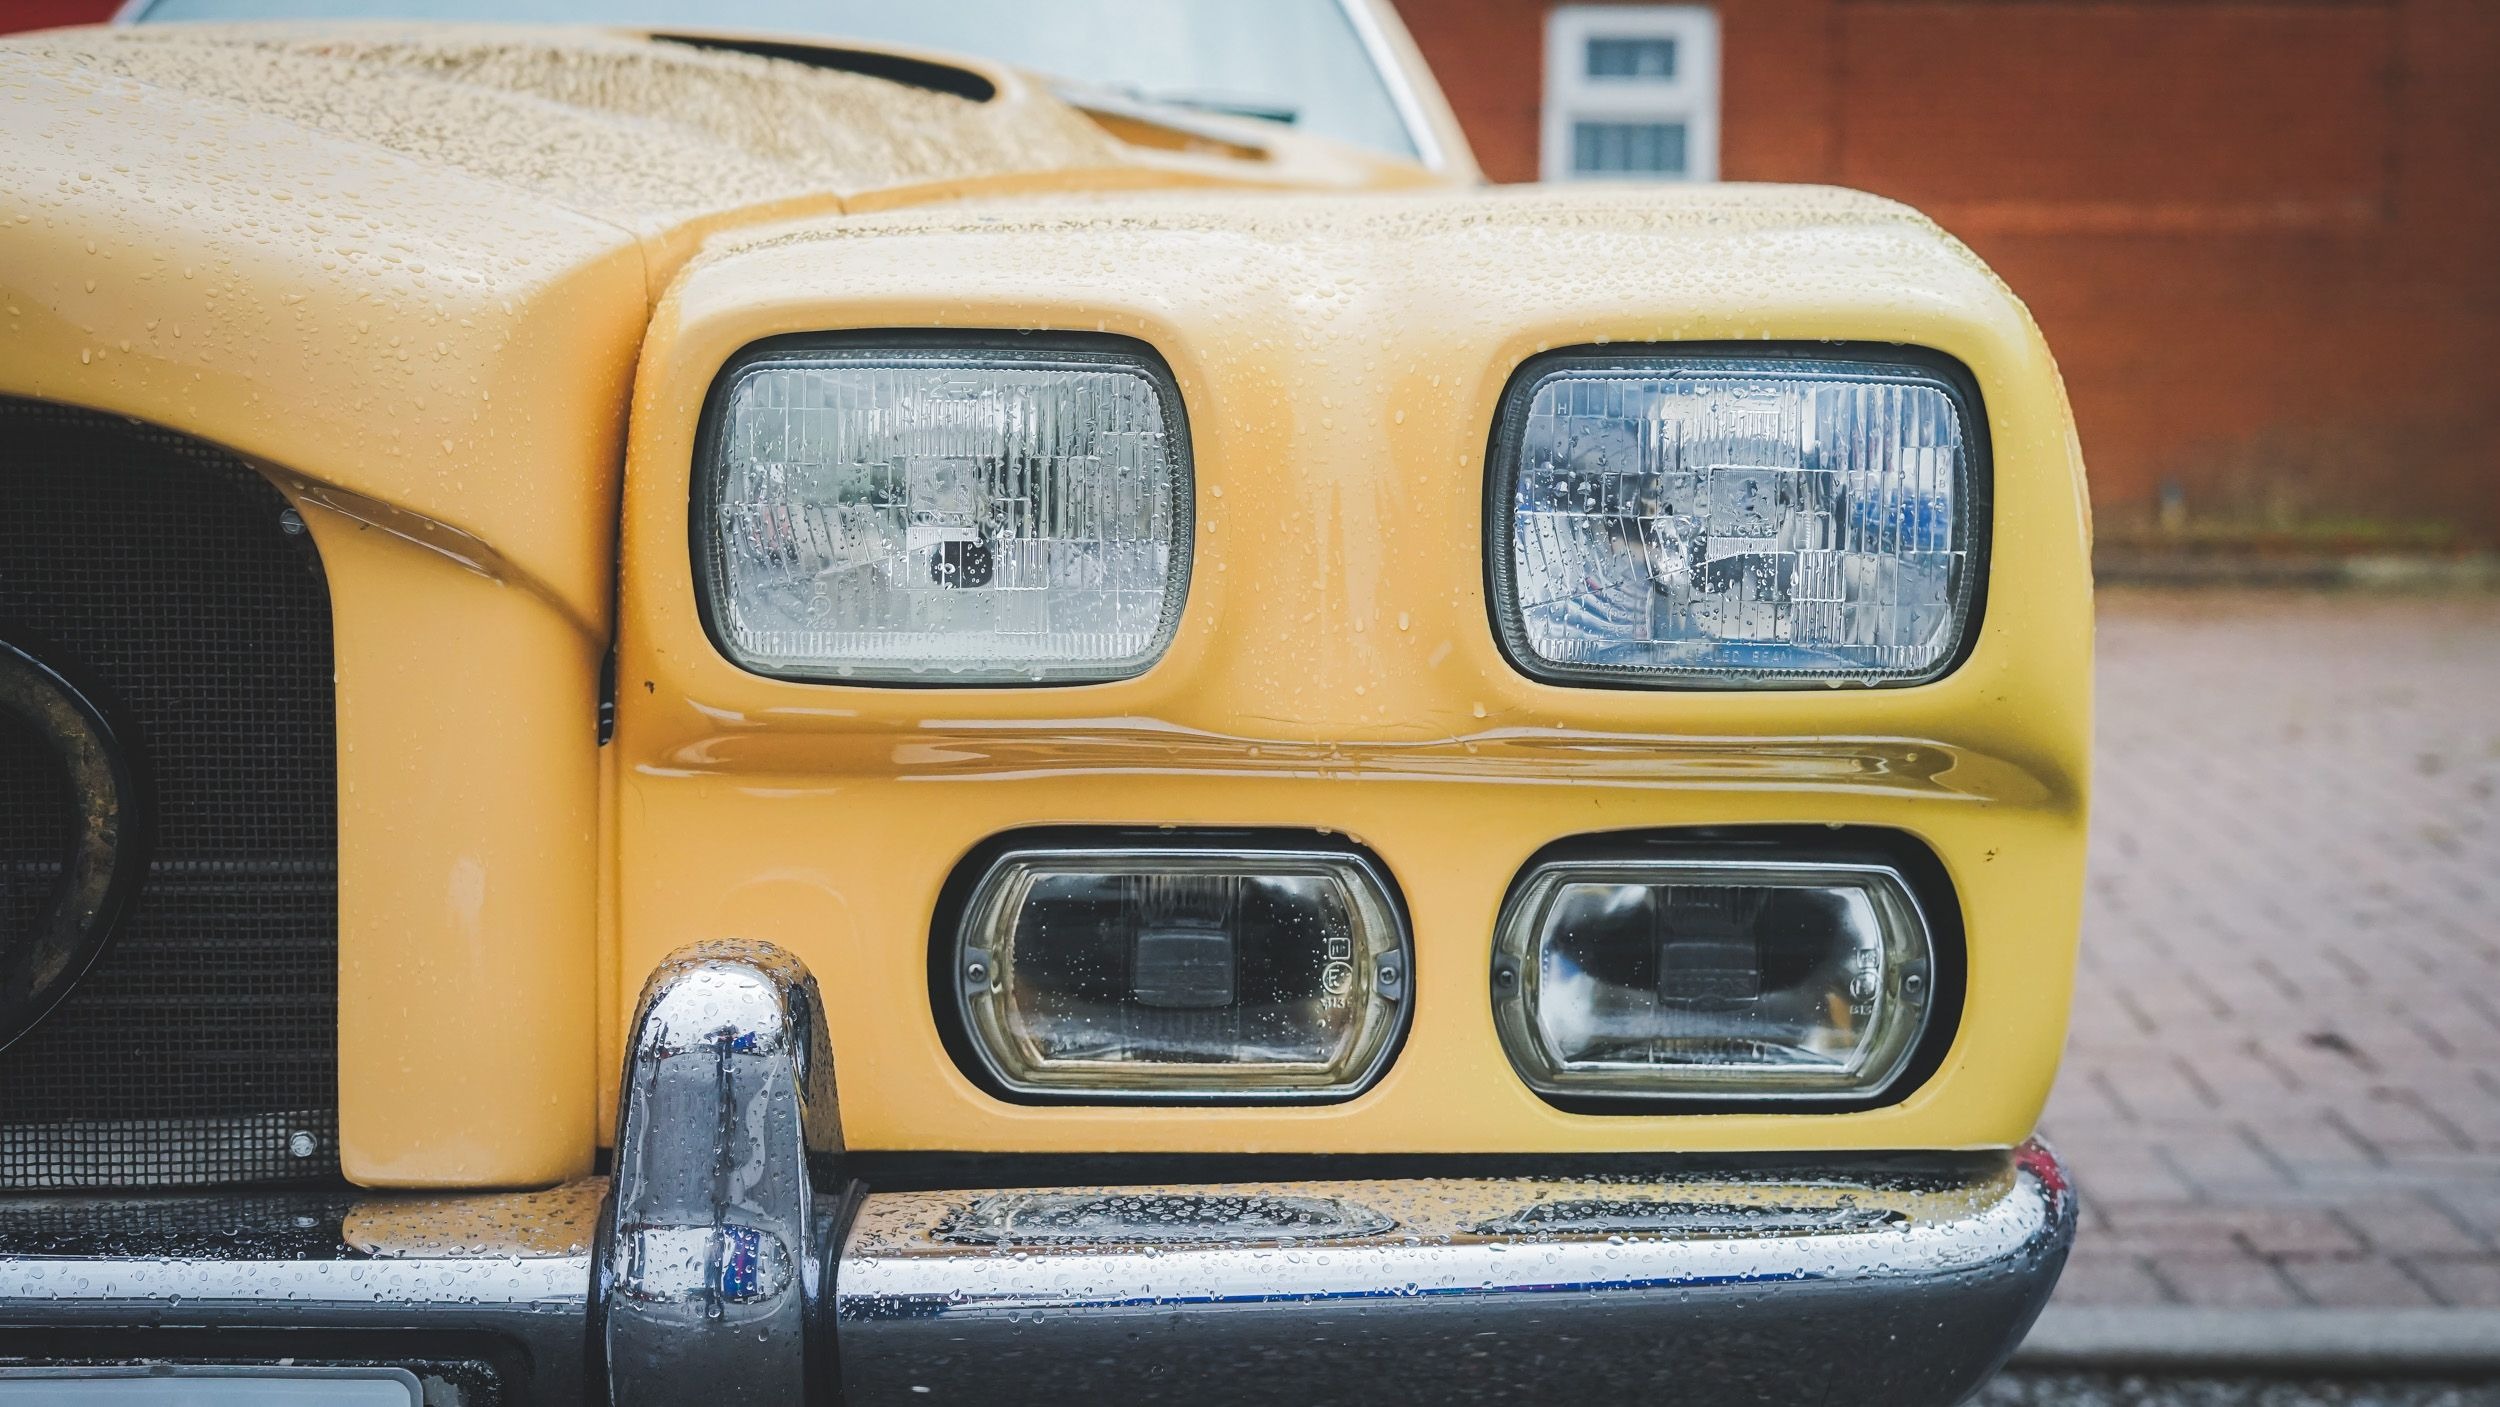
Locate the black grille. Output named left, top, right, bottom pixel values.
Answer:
left=0, top=398, right=338, bottom=1189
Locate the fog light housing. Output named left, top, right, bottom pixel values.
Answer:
left=1491, top=848, right=1937, bottom=1104
left=946, top=837, right=1409, bottom=1103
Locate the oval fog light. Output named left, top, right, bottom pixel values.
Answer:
left=943, top=835, right=1410, bottom=1103
left=1491, top=845, right=1939, bottom=1105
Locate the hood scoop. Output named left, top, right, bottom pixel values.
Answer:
left=647, top=33, right=996, bottom=102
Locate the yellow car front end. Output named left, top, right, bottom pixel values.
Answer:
left=0, top=14, right=2084, bottom=1405
left=618, top=186, right=2091, bottom=1159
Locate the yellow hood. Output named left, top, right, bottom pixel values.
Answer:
left=0, top=22, right=1428, bottom=629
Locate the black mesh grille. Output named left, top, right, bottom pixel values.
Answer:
left=0, top=397, right=338, bottom=1189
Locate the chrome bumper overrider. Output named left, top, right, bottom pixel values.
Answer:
left=0, top=942, right=2073, bottom=1405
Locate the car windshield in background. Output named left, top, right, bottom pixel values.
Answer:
left=128, top=0, right=1422, bottom=159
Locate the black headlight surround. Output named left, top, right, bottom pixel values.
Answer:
left=690, top=329, right=1195, bottom=689
left=1488, top=825, right=1967, bottom=1116
left=1482, top=342, right=1994, bottom=691
left=929, top=826, right=1416, bottom=1108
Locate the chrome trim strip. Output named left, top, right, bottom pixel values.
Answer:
left=0, top=1184, right=597, bottom=1400
left=834, top=1141, right=2073, bottom=1406
left=0, top=1255, right=589, bottom=1318
left=602, top=940, right=844, bottom=1407
left=1337, top=0, right=1451, bottom=174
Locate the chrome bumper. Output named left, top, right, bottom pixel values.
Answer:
left=0, top=943, right=2073, bottom=1405
left=838, top=1144, right=2074, bottom=1406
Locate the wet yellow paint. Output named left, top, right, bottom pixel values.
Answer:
left=615, top=186, right=2093, bottom=1156
left=0, top=19, right=2082, bottom=1183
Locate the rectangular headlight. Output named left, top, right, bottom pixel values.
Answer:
left=1491, top=848, right=1937, bottom=1103
left=1487, top=350, right=1982, bottom=687
left=947, top=838, right=1409, bottom=1103
left=698, top=339, right=1191, bottom=685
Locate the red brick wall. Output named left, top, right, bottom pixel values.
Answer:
left=0, top=0, right=120, bottom=32
left=14, top=0, right=2491, bottom=541
left=1397, top=0, right=2500, bottom=546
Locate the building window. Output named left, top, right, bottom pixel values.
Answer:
left=1542, top=5, right=1720, bottom=182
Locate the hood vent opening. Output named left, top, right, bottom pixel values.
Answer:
left=647, top=33, right=997, bottom=102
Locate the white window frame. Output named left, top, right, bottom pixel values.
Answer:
left=1541, top=5, right=1721, bottom=183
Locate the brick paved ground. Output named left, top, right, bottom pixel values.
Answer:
left=2043, top=587, right=2500, bottom=1310
left=1983, top=1376, right=2500, bottom=1406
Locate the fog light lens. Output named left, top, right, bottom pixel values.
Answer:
left=1491, top=855, right=1934, bottom=1102
left=952, top=844, right=1409, bottom=1102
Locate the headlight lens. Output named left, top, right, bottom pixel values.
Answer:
left=1488, top=351, right=1982, bottom=687
left=1491, top=850, right=1936, bottom=1103
left=698, top=340, right=1191, bottom=685
left=948, top=839, right=1409, bottom=1102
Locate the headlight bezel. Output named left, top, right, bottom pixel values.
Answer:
left=1482, top=342, right=1994, bottom=692
left=930, top=827, right=1417, bottom=1107
left=1488, top=828, right=1966, bottom=1114
left=690, top=330, right=1195, bottom=689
